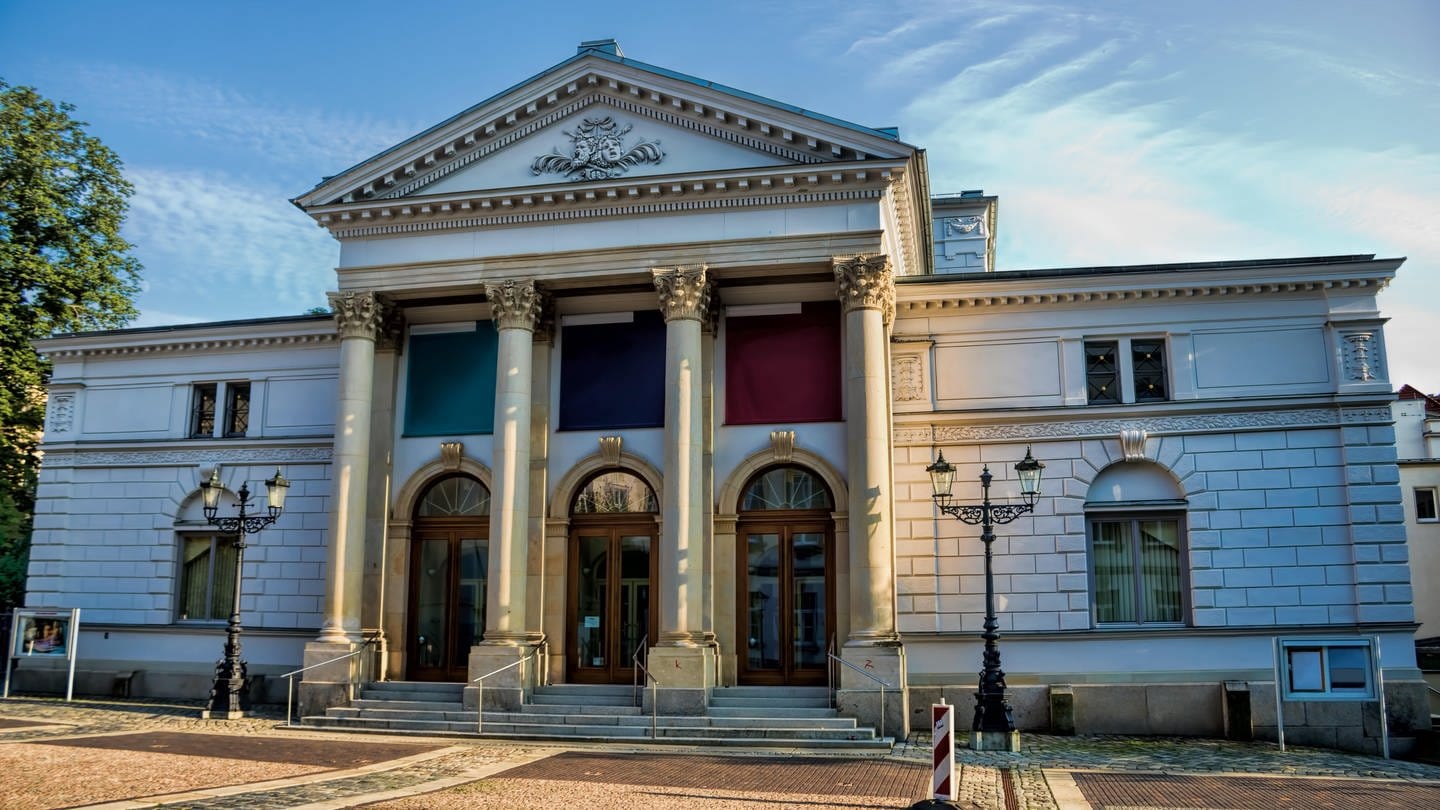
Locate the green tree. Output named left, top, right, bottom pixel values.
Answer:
left=0, top=80, right=142, bottom=610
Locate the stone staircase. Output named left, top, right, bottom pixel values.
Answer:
left=301, top=681, right=891, bottom=750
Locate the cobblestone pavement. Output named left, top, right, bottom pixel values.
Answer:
left=3, top=697, right=1440, bottom=809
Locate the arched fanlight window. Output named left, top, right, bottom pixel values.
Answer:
left=417, top=475, right=491, bottom=517
left=572, top=471, right=658, bottom=514
left=740, top=466, right=833, bottom=511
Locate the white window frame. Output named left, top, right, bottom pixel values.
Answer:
left=1416, top=487, right=1438, bottom=523
left=1083, top=335, right=1170, bottom=406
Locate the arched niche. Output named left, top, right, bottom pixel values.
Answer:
left=1085, top=460, right=1186, bottom=507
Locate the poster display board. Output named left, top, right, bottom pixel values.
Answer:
left=3, top=608, right=81, bottom=701
left=1272, top=636, right=1387, bottom=758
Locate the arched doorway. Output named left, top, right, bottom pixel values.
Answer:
left=567, top=470, right=659, bottom=684
left=737, top=465, right=835, bottom=685
left=407, top=474, right=490, bottom=681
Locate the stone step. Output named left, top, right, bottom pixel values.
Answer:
left=705, top=706, right=842, bottom=719
left=296, top=719, right=892, bottom=751
left=365, top=680, right=465, bottom=695
left=333, top=707, right=859, bottom=731
left=306, top=715, right=875, bottom=741
left=710, top=686, right=831, bottom=698
left=529, top=692, right=636, bottom=707
left=532, top=684, right=636, bottom=697
left=709, top=695, right=832, bottom=709
left=350, top=699, right=466, bottom=712
left=517, top=703, right=643, bottom=716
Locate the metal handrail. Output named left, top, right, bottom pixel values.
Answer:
left=631, top=634, right=648, bottom=707
left=281, top=632, right=380, bottom=728
left=472, top=647, right=539, bottom=735
left=827, top=650, right=894, bottom=741
left=826, top=635, right=837, bottom=709
left=635, top=656, right=660, bottom=739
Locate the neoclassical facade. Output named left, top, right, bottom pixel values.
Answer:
left=23, top=41, right=1423, bottom=750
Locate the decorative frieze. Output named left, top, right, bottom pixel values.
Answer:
left=46, top=393, right=77, bottom=433
left=892, top=406, right=1394, bottom=445
left=485, top=280, right=549, bottom=331
left=652, top=265, right=712, bottom=322
left=1341, top=331, right=1384, bottom=382
left=834, top=254, right=895, bottom=325
left=943, top=216, right=986, bottom=238
left=328, top=291, right=394, bottom=340
left=43, top=446, right=333, bottom=468
left=531, top=116, right=664, bottom=181
left=893, top=356, right=924, bottom=402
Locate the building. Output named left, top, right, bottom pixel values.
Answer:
left=19, top=40, right=1426, bottom=752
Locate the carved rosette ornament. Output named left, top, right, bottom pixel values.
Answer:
left=328, top=291, right=394, bottom=340
left=652, top=265, right=712, bottom=322
left=834, top=254, right=895, bottom=325
left=485, top=280, right=548, bottom=332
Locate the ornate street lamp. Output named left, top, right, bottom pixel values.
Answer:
left=926, top=447, right=1043, bottom=751
left=198, top=467, right=289, bottom=719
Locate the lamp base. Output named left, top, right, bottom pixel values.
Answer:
left=199, top=708, right=246, bottom=720
left=970, top=730, right=1020, bottom=752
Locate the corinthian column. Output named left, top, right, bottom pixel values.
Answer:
left=482, top=279, right=547, bottom=645
left=653, top=266, right=713, bottom=648
left=834, top=255, right=899, bottom=644
left=318, top=290, right=393, bottom=644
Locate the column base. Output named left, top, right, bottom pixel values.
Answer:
left=467, top=644, right=539, bottom=711
left=970, top=730, right=1020, bottom=752
left=645, top=644, right=716, bottom=715
left=836, top=642, right=909, bottom=739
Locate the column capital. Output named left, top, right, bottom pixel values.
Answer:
left=833, top=254, right=895, bottom=325
left=328, top=291, right=395, bottom=340
left=652, top=265, right=713, bottom=322
left=485, top=279, right=549, bottom=332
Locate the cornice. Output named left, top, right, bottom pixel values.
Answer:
left=298, top=63, right=913, bottom=211
left=43, top=331, right=337, bottom=360
left=309, top=163, right=903, bottom=239
left=896, top=271, right=1395, bottom=314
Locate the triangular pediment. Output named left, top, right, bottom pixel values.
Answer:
left=414, top=102, right=798, bottom=197
left=294, top=48, right=915, bottom=210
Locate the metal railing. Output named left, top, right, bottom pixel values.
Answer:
left=473, top=646, right=540, bottom=736
left=631, top=635, right=649, bottom=707
left=280, top=632, right=380, bottom=728
left=633, top=639, right=660, bottom=740
left=827, top=646, right=895, bottom=741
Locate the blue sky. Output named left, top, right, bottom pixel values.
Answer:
left=3, top=0, right=1436, bottom=390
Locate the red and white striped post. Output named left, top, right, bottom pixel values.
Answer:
left=933, top=698, right=956, bottom=801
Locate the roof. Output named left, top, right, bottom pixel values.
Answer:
left=297, top=39, right=904, bottom=201
left=38, top=313, right=332, bottom=342
left=1398, top=384, right=1440, bottom=414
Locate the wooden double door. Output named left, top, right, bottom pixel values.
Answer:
left=567, top=520, right=658, bottom=683
left=407, top=523, right=487, bottom=682
left=737, top=520, right=834, bottom=685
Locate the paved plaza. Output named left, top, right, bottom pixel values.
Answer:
left=1, top=696, right=1439, bottom=809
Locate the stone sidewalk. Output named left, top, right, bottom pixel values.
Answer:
left=2, top=696, right=1439, bottom=809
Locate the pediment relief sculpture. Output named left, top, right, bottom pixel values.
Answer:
left=531, top=116, right=664, bottom=181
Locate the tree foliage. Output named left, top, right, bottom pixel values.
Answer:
left=0, top=80, right=142, bottom=609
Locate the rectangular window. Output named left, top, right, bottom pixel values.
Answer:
left=224, top=382, right=251, bottom=437
left=191, top=384, right=218, bottom=438
left=1132, top=339, right=1168, bottom=402
left=1090, top=515, right=1184, bottom=625
left=1280, top=639, right=1376, bottom=700
left=1417, top=488, right=1438, bottom=522
left=1084, top=337, right=1169, bottom=405
left=1085, top=341, right=1120, bottom=404
left=177, top=535, right=237, bottom=622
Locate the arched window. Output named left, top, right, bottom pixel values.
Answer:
left=1085, top=462, right=1186, bottom=626
left=417, top=475, right=491, bottom=517
left=572, top=471, right=658, bottom=514
left=740, top=466, right=833, bottom=511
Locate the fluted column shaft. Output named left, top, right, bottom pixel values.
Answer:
left=654, top=266, right=712, bottom=646
left=318, top=291, right=391, bottom=644
left=835, top=256, right=899, bottom=643
left=484, top=280, right=546, bottom=644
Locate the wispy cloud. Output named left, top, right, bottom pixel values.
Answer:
left=124, top=166, right=338, bottom=320
left=66, top=66, right=420, bottom=171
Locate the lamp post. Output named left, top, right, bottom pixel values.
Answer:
left=926, top=447, right=1043, bottom=751
left=198, top=467, right=289, bottom=719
